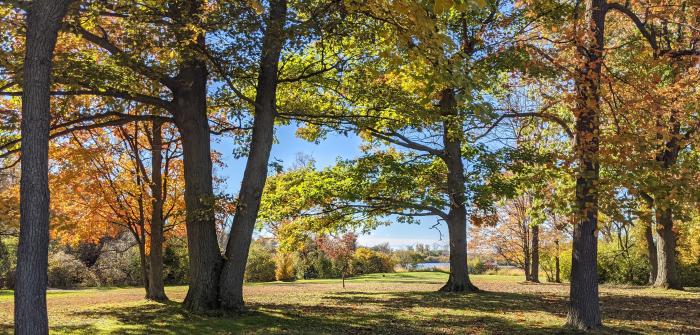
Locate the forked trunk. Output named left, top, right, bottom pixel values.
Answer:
left=653, top=207, right=682, bottom=289
left=147, top=121, right=168, bottom=302
left=438, top=88, right=478, bottom=293
left=530, top=225, right=540, bottom=283
left=15, top=1, right=72, bottom=334
left=567, top=0, right=604, bottom=330
left=174, top=62, right=223, bottom=312
left=218, top=0, right=288, bottom=311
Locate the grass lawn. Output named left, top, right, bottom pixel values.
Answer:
left=0, top=272, right=698, bottom=334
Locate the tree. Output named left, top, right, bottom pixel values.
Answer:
left=14, top=1, right=73, bottom=334
left=602, top=1, right=700, bottom=289
left=49, top=121, right=186, bottom=300
left=317, top=233, right=357, bottom=288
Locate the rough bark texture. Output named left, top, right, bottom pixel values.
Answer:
left=654, top=207, right=681, bottom=289
left=137, top=237, right=150, bottom=295
left=566, top=0, right=605, bottom=330
left=643, top=216, right=658, bottom=285
left=523, top=224, right=531, bottom=281
left=14, top=1, right=72, bottom=334
left=148, top=121, right=168, bottom=302
left=438, top=89, right=478, bottom=293
left=651, top=117, right=682, bottom=289
left=174, top=60, right=223, bottom=312
left=219, top=0, right=288, bottom=311
left=530, top=225, right=540, bottom=283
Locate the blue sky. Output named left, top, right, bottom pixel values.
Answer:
left=211, top=124, right=449, bottom=249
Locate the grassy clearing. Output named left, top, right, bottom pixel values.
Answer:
left=0, top=272, right=698, bottom=334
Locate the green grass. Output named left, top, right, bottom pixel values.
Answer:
left=1, top=272, right=698, bottom=334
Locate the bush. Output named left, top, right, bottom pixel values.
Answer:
left=350, top=248, right=395, bottom=275
left=48, top=251, right=95, bottom=288
left=468, top=257, right=487, bottom=275
left=93, top=244, right=143, bottom=286
left=0, top=237, right=17, bottom=289
left=597, top=241, right=649, bottom=285
left=163, top=243, right=189, bottom=284
left=245, top=242, right=276, bottom=282
left=679, top=261, right=700, bottom=287
left=275, top=252, right=296, bottom=282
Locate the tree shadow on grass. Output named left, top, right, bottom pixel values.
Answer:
left=326, top=289, right=699, bottom=334
left=65, top=299, right=574, bottom=335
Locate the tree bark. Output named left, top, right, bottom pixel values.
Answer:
left=15, top=1, right=72, bottom=334
left=523, top=222, right=531, bottom=281
left=650, top=115, right=682, bottom=289
left=136, top=236, right=150, bottom=295
left=653, top=207, right=681, bottom=289
left=567, top=0, right=605, bottom=330
left=530, top=225, right=540, bottom=283
left=173, top=60, right=223, bottom=313
left=219, top=0, right=288, bottom=311
left=147, top=121, right=168, bottom=302
left=643, top=217, right=658, bottom=285
left=438, top=89, right=478, bottom=293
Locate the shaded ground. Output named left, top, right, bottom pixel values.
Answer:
left=0, top=272, right=698, bottom=334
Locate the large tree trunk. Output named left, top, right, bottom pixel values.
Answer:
left=651, top=115, right=682, bottom=289
left=530, top=225, right=540, bottom=283
left=219, top=0, right=288, bottom=311
left=14, top=1, right=72, bottom=334
left=653, top=207, right=681, bottom=289
left=173, top=60, right=223, bottom=313
left=438, top=89, right=478, bottom=293
left=567, top=0, right=605, bottom=330
left=148, top=121, right=168, bottom=302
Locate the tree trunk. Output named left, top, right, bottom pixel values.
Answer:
left=133, top=125, right=150, bottom=296
left=567, top=0, right=605, bottom=330
left=219, top=0, right=288, bottom=311
left=147, top=121, right=168, bottom=302
left=173, top=60, right=223, bottom=313
left=530, top=225, right=540, bottom=283
left=651, top=115, right=682, bottom=290
left=438, top=88, right=478, bottom=293
left=523, top=223, right=531, bottom=281
left=555, top=239, right=561, bottom=283
left=644, top=218, right=658, bottom=285
left=137, top=237, right=150, bottom=296
left=15, top=1, right=72, bottom=334
left=653, top=207, right=681, bottom=289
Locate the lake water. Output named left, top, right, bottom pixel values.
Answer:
left=415, top=262, right=450, bottom=270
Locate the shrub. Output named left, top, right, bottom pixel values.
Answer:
left=597, top=241, right=649, bottom=285
left=468, top=257, right=487, bottom=275
left=163, top=243, right=189, bottom=284
left=350, top=248, right=395, bottom=275
left=275, top=252, right=296, bottom=282
left=48, top=251, right=95, bottom=288
left=93, top=244, right=143, bottom=286
left=0, top=237, right=17, bottom=289
left=294, top=250, right=336, bottom=280
left=679, top=261, right=700, bottom=287
left=245, top=242, right=276, bottom=282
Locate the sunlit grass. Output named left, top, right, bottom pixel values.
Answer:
left=1, top=272, right=698, bottom=334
